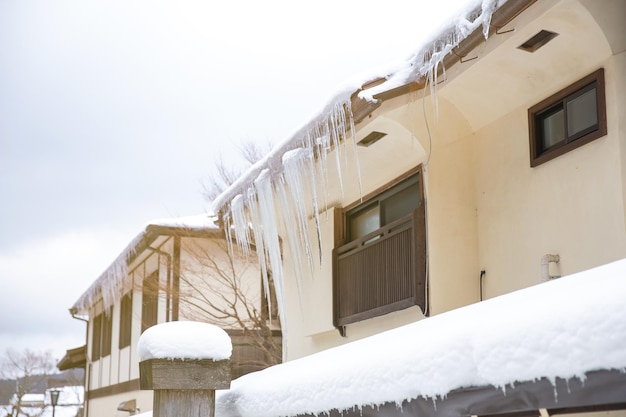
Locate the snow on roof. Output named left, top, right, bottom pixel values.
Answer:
left=17, top=393, right=44, bottom=404
left=148, top=213, right=221, bottom=230
left=211, top=0, right=501, bottom=213
left=214, top=259, right=626, bottom=417
left=71, top=213, right=220, bottom=315
left=138, top=321, right=232, bottom=361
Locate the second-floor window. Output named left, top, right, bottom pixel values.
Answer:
left=142, top=271, right=159, bottom=333
left=528, top=68, right=606, bottom=167
left=332, top=168, right=427, bottom=333
left=119, top=291, right=132, bottom=349
left=91, top=307, right=112, bottom=360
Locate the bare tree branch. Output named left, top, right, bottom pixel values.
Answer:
left=1, top=349, right=55, bottom=417
left=202, top=139, right=274, bottom=203
left=150, top=236, right=282, bottom=376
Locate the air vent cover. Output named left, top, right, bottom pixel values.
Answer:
left=358, top=131, right=387, bottom=147
left=518, top=30, right=558, bottom=53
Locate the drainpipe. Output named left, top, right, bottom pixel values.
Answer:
left=541, top=254, right=560, bottom=282
left=69, top=309, right=89, bottom=417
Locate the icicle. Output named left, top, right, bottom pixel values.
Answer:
left=254, top=169, right=288, bottom=353
left=71, top=237, right=139, bottom=315
left=246, top=188, right=272, bottom=322
left=275, top=174, right=306, bottom=316
left=344, top=99, right=363, bottom=200
left=481, top=0, right=497, bottom=39
left=231, top=194, right=252, bottom=257
left=282, top=147, right=316, bottom=274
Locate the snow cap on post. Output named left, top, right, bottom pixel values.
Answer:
left=138, top=321, right=232, bottom=361
left=138, top=321, right=233, bottom=392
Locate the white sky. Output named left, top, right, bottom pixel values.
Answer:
left=0, top=0, right=470, bottom=362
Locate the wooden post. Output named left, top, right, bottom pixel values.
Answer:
left=139, top=358, right=231, bottom=417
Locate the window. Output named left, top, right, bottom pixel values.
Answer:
left=119, top=292, right=133, bottom=349
left=91, top=314, right=102, bottom=360
left=142, top=271, right=159, bottom=333
left=101, top=309, right=112, bottom=357
left=529, top=69, right=606, bottom=167
left=91, top=307, right=112, bottom=360
left=332, top=168, right=427, bottom=333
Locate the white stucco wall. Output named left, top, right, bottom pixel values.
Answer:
left=280, top=0, right=626, bottom=361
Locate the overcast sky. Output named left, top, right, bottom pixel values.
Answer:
left=0, top=0, right=466, bottom=363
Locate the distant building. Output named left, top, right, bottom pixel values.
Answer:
left=62, top=214, right=279, bottom=417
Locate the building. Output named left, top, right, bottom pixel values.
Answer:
left=212, top=0, right=626, bottom=415
left=65, top=214, right=280, bottom=417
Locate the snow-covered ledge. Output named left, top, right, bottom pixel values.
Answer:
left=138, top=321, right=233, bottom=417
left=214, top=259, right=626, bottom=417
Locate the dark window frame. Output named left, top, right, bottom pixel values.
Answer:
left=91, top=314, right=102, bottom=361
left=119, top=291, right=133, bottom=349
left=142, top=271, right=159, bottom=333
left=91, top=307, right=113, bottom=360
left=101, top=308, right=112, bottom=357
left=528, top=68, right=606, bottom=167
left=332, top=167, right=427, bottom=333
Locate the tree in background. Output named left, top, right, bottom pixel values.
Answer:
left=202, top=140, right=273, bottom=202
left=178, top=237, right=282, bottom=376
left=0, top=349, right=55, bottom=417
left=196, top=139, right=282, bottom=376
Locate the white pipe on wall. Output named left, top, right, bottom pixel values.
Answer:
left=541, top=254, right=560, bottom=282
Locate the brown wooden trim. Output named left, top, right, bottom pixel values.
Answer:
left=139, top=359, right=231, bottom=390
left=333, top=207, right=345, bottom=248
left=529, top=68, right=607, bottom=167
left=86, top=379, right=140, bottom=400
left=172, top=235, right=181, bottom=321
left=371, top=80, right=426, bottom=102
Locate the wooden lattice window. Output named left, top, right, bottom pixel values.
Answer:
left=332, top=168, right=427, bottom=334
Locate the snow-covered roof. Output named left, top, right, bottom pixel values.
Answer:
left=138, top=321, right=232, bottom=361
left=71, top=213, right=220, bottom=315
left=15, top=393, right=44, bottom=405
left=214, top=258, right=626, bottom=417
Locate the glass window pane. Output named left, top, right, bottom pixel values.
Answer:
left=567, top=87, right=597, bottom=137
left=540, top=107, right=565, bottom=150
left=382, top=182, right=420, bottom=225
left=350, top=205, right=380, bottom=240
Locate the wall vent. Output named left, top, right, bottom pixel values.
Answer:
left=358, top=131, right=387, bottom=147
left=518, top=29, right=558, bottom=53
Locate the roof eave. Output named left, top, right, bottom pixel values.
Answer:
left=213, top=0, right=538, bottom=216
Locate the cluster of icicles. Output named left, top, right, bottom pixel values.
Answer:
left=214, top=0, right=500, bottom=350
left=72, top=235, right=140, bottom=316
left=222, top=98, right=359, bottom=344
